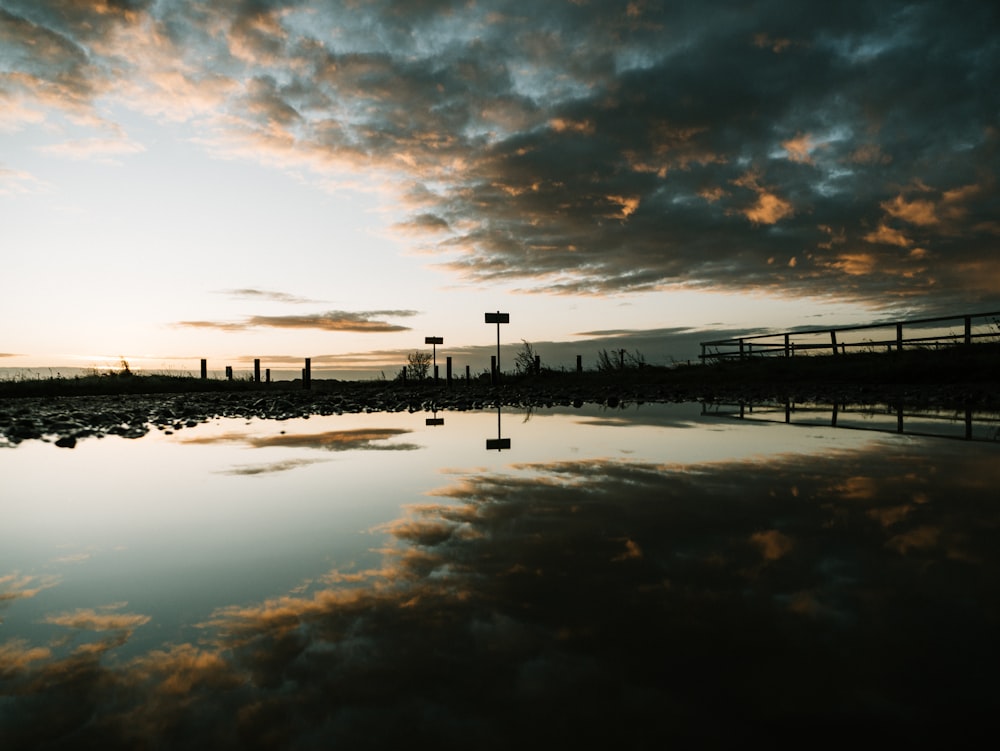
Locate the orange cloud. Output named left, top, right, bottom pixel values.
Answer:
left=782, top=133, right=815, bottom=163
left=863, top=223, right=911, bottom=247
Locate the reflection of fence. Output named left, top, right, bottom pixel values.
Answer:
left=699, top=311, right=1000, bottom=361
left=701, top=400, right=1000, bottom=442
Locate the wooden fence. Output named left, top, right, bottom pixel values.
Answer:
left=699, top=310, right=1000, bottom=362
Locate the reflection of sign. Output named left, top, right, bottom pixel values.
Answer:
left=484, top=313, right=509, bottom=324
left=485, top=405, right=511, bottom=451
left=426, top=417, right=445, bottom=426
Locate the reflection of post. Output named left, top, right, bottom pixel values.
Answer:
left=426, top=410, right=444, bottom=427
left=486, top=405, right=511, bottom=451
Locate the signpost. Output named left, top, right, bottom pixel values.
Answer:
left=425, top=336, right=443, bottom=382
left=484, top=312, right=509, bottom=385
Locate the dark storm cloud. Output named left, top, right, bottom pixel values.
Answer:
left=3, top=442, right=998, bottom=746
left=4, top=0, right=999, bottom=310
left=176, top=309, right=418, bottom=333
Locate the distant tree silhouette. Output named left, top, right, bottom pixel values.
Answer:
left=514, top=340, right=537, bottom=375
left=406, top=350, right=431, bottom=380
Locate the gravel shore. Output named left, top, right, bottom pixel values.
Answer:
left=2, top=378, right=996, bottom=447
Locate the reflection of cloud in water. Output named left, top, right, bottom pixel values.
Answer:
left=217, top=458, right=328, bottom=476
left=183, top=428, right=421, bottom=452
left=0, top=572, right=61, bottom=613
left=2, top=444, right=998, bottom=746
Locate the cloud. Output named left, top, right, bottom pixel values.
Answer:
left=2, top=0, right=1000, bottom=312
left=176, top=310, right=418, bottom=333
left=36, top=135, right=146, bottom=162
left=216, top=288, right=319, bottom=304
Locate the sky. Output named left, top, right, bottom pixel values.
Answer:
left=2, top=0, right=998, bottom=378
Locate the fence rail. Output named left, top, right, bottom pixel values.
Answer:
left=699, top=311, right=1000, bottom=361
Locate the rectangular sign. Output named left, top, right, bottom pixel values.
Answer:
left=485, top=313, right=510, bottom=324
left=424, top=336, right=443, bottom=344
left=486, top=438, right=511, bottom=450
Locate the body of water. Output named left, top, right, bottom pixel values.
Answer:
left=2, top=402, right=997, bottom=746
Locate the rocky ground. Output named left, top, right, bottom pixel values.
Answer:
left=2, top=377, right=996, bottom=447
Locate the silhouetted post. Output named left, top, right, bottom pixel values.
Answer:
left=401, top=366, right=407, bottom=383
left=304, top=358, right=311, bottom=390
left=446, top=356, right=453, bottom=387
left=490, top=355, right=497, bottom=384
left=785, top=398, right=791, bottom=423
left=966, top=407, right=972, bottom=440
left=576, top=355, right=582, bottom=373
left=266, top=368, right=271, bottom=383
left=225, top=365, right=233, bottom=380
left=254, top=359, right=260, bottom=383
left=739, top=340, right=745, bottom=360
left=830, top=330, right=838, bottom=355
left=896, top=323, right=903, bottom=352
left=201, top=359, right=207, bottom=379
left=897, top=402, right=904, bottom=433
left=534, top=354, right=540, bottom=374
left=965, top=316, right=972, bottom=345
left=784, top=334, right=790, bottom=357
left=832, top=403, right=838, bottom=427
left=619, top=349, right=626, bottom=369
left=465, top=365, right=470, bottom=381
left=434, top=365, right=439, bottom=382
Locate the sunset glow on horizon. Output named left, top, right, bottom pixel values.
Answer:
left=3, top=1, right=998, bottom=378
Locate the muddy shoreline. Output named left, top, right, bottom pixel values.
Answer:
left=2, top=378, right=996, bottom=447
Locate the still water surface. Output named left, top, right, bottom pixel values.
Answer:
left=2, top=402, right=997, bottom=746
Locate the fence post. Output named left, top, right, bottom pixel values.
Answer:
left=446, top=356, right=452, bottom=387
left=965, top=316, right=972, bottom=345
left=576, top=355, right=582, bottom=373
left=896, top=323, right=903, bottom=352
left=226, top=366, right=232, bottom=380
left=254, top=359, right=260, bottom=383
left=465, top=365, right=470, bottom=381
left=304, top=358, right=311, bottom=390
left=534, top=354, right=540, bottom=374
left=830, top=331, right=838, bottom=355
left=739, top=340, right=745, bottom=360
left=784, top=334, right=790, bottom=358
left=266, top=368, right=270, bottom=383
left=402, top=366, right=407, bottom=383
left=201, top=359, right=207, bottom=379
